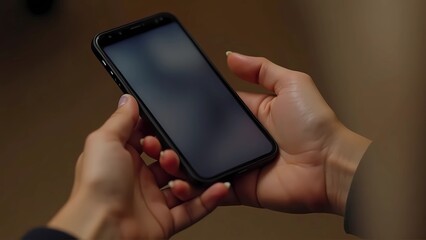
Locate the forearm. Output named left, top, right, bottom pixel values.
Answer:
left=325, top=124, right=371, bottom=215
left=48, top=193, right=120, bottom=239
left=344, top=134, right=426, bottom=238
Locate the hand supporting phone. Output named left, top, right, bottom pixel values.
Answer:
left=92, top=13, right=278, bottom=184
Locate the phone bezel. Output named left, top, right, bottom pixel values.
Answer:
left=92, top=12, right=278, bottom=184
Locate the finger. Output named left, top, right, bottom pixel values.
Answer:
left=125, top=144, right=143, bottom=175
left=127, top=119, right=144, bottom=154
left=141, top=136, right=162, bottom=159
left=148, top=161, right=175, bottom=187
left=237, top=91, right=272, bottom=120
left=161, top=187, right=182, bottom=208
left=98, top=94, right=139, bottom=144
left=168, top=179, right=200, bottom=201
left=227, top=169, right=263, bottom=207
left=171, top=182, right=230, bottom=232
left=137, top=114, right=157, bottom=137
left=128, top=118, right=159, bottom=154
left=159, top=149, right=186, bottom=179
left=168, top=179, right=231, bottom=203
left=168, top=179, right=241, bottom=206
left=227, top=51, right=294, bottom=94
left=148, top=149, right=184, bottom=187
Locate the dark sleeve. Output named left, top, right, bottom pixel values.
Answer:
left=22, top=227, right=76, bottom=240
left=344, top=138, right=426, bottom=238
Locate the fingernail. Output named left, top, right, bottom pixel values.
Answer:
left=224, top=182, right=231, bottom=189
left=225, top=51, right=232, bottom=56
left=118, top=94, right=129, bottom=108
left=160, top=151, right=164, bottom=158
left=168, top=180, right=174, bottom=188
left=140, top=138, right=144, bottom=147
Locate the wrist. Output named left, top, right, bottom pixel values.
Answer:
left=325, top=124, right=371, bottom=215
left=48, top=191, right=121, bottom=239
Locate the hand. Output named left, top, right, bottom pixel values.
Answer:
left=162, top=52, right=370, bottom=216
left=48, top=95, right=230, bottom=239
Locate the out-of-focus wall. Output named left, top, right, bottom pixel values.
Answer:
left=0, top=0, right=424, bottom=239
left=294, top=0, right=426, bottom=140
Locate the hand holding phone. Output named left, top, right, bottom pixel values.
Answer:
left=161, top=52, right=371, bottom=218
left=92, top=13, right=278, bottom=183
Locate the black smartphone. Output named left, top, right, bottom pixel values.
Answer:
left=92, top=13, right=278, bottom=184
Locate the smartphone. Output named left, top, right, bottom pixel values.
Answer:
left=92, top=13, right=278, bottom=184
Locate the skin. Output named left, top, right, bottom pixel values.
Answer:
left=48, top=95, right=230, bottom=239
left=162, top=52, right=371, bottom=216
left=47, top=52, right=371, bottom=239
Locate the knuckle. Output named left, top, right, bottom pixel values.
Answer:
left=85, top=130, right=108, bottom=146
left=85, top=131, right=99, bottom=144
left=258, top=58, right=272, bottom=80
left=292, top=71, right=312, bottom=82
left=258, top=56, right=269, bottom=63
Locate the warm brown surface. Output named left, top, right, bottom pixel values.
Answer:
left=1, top=0, right=425, bottom=239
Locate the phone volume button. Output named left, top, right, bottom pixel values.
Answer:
left=117, top=82, right=127, bottom=93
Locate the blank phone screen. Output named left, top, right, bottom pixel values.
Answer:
left=104, top=22, right=274, bottom=179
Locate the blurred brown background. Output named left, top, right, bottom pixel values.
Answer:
left=1, top=0, right=425, bottom=239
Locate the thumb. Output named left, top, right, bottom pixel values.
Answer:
left=226, top=51, right=292, bottom=94
left=98, top=94, right=139, bottom=144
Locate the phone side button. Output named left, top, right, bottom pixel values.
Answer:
left=116, top=81, right=127, bottom=93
